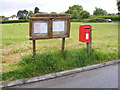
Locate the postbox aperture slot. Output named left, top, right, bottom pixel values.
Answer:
left=84, top=27, right=91, bottom=29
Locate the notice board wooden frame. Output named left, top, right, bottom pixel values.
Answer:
left=29, top=14, right=71, bottom=40
left=29, top=14, right=71, bottom=56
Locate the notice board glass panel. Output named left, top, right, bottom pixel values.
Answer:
left=32, top=21, right=49, bottom=38
left=52, top=20, right=68, bottom=37
left=53, top=21, right=65, bottom=32
left=34, top=22, right=48, bottom=33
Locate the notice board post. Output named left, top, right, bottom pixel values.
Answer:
left=61, top=37, right=65, bottom=56
left=29, top=14, right=71, bottom=56
left=33, top=40, right=36, bottom=56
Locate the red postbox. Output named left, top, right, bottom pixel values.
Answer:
left=79, top=25, right=92, bottom=43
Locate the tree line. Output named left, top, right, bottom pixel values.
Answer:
left=16, top=4, right=119, bottom=20
left=1, top=2, right=119, bottom=21
left=17, top=7, right=57, bottom=19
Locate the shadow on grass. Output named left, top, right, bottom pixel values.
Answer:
left=2, top=48, right=117, bottom=81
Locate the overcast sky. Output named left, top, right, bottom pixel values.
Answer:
left=0, top=0, right=118, bottom=17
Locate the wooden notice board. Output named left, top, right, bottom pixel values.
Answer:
left=29, top=14, right=71, bottom=56
left=29, top=14, right=71, bottom=40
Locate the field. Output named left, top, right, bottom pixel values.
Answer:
left=1, top=22, right=118, bottom=81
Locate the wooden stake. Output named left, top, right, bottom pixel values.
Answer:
left=86, top=42, right=91, bottom=53
left=90, top=30, right=92, bottom=50
left=86, top=30, right=92, bottom=53
left=33, top=40, right=36, bottom=56
left=61, top=37, right=65, bottom=56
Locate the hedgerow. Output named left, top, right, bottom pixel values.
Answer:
left=1, top=19, right=29, bottom=24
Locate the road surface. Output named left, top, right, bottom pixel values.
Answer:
left=12, top=64, right=119, bottom=88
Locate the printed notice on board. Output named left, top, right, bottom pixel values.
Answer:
left=53, top=21, right=65, bottom=32
left=34, top=22, right=48, bottom=33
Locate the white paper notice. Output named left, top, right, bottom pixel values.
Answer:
left=53, top=21, right=65, bottom=32
left=86, top=33, right=89, bottom=40
left=34, top=22, right=48, bottom=33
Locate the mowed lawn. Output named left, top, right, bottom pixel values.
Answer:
left=2, top=22, right=118, bottom=50
left=2, top=22, right=118, bottom=80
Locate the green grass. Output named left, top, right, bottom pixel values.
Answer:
left=2, top=23, right=29, bottom=47
left=2, top=48, right=117, bottom=81
left=2, top=22, right=118, bottom=82
left=2, top=22, right=118, bottom=52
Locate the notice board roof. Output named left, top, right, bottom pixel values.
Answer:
left=30, top=14, right=71, bottom=19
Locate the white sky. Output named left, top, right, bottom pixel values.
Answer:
left=0, top=0, right=118, bottom=17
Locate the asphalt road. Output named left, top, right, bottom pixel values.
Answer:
left=12, top=64, right=119, bottom=88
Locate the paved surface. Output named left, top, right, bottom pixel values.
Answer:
left=12, top=64, right=119, bottom=88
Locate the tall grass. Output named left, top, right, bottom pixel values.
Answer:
left=2, top=48, right=117, bottom=81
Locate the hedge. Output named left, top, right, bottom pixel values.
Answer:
left=0, top=15, right=118, bottom=23
left=90, top=15, right=119, bottom=21
left=70, top=19, right=81, bottom=22
left=1, top=19, right=29, bottom=24
left=71, top=15, right=119, bottom=22
left=82, top=18, right=106, bottom=23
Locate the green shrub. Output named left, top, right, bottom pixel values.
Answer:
left=82, top=18, right=105, bottom=22
left=89, top=18, right=105, bottom=22
left=81, top=19, right=91, bottom=22
left=99, top=15, right=118, bottom=21
left=71, top=19, right=81, bottom=22
left=1, top=19, right=29, bottom=24
left=82, top=15, right=119, bottom=22
left=90, top=15, right=119, bottom=21
left=71, top=15, right=118, bottom=22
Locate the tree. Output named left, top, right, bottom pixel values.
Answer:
left=117, top=0, right=120, bottom=12
left=93, top=7, right=107, bottom=16
left=28, top=10, right=33, bottom=17
left=80, top=10, right=90, bottom=19
left=34, top=7, right=39, bottom=13
left=39, top=12, right=48, bottom=14
left=65, top=5, right=90, bottom=19
left=17, top=10, right=28, bottom=19
left=0, top=16, right=5, bottom=18
left=50, top=12, right=57, bottom=14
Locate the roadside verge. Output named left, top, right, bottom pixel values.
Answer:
left=1, top=60, right=120, bottom=88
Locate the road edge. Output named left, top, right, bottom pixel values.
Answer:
left=1, top=60, right=120, bottom=88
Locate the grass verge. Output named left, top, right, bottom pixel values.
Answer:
left=2, top=48, right=117, bottom=82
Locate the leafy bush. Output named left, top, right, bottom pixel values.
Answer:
left=90, top=15, right=119, bottom=21
left=71, top=19, right=81, bottom=22
left=100, top=15, right=119, bottom=21
left=89, top=18, right=105, bottom=22
left=82, top=18, right=105, bottom=22
left=1, top=19, right=29, bottom=24
left=71, top=15, right=118, bottom=22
